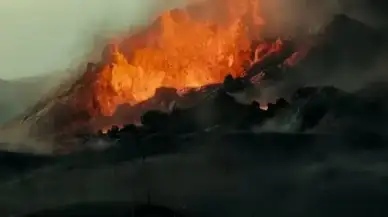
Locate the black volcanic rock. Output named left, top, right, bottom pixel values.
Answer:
left=238, top=101, right=267, bottom=129
left=107, top=88, right=293, bottom=140
left=100, top=82, right=388, bottom=142
left=106, top=125, right=120, bottom=139
left=223, top=74, right=247, bottom=93
left=153, top=87, right=180, bottom=102
left=141, top=110, right=170, bottom=132
left=290, top=86, right=347, bottom=131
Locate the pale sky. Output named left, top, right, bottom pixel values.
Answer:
left=0, top=0, right=181, bottom=80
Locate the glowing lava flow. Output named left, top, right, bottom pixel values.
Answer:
left=78, top=0, right=287, bottom=117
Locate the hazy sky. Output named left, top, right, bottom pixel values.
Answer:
left=0, top=0, right=178, bottom=80
left=0, top=0, right=349, bottom=80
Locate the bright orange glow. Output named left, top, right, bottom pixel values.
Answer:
left=77, top=0, right=289, bottom=117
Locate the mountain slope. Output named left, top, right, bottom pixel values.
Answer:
left=0, top=74, right=66, bottom=124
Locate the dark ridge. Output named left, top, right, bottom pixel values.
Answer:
left=0, top=150, right=53, bottom=179
left=101, top=85, right=345, bottom=139
left=88, top=82, right=388, bottom=159
left=289, top=14, right=388, bottom=84
left=23, top=203, right=183, bottom=217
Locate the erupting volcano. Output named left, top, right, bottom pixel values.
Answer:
left=19, top=0, right=304, bottom=142
left=76, top=0, right=295, bottom=114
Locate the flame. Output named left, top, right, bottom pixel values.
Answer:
left=84, top=0, right=286, bottom=117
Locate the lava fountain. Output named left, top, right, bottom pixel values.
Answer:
left=75, top=0, right=287, bottom=118
left=18, top=0, right=299, bottom=142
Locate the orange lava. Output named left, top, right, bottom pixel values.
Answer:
left=89, top=0, right=285, bottom=116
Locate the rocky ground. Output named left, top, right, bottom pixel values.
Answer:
left=1, top=131, right=388, bottom=217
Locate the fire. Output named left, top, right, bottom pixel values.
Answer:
left=85, top=0, right=286, bottom=117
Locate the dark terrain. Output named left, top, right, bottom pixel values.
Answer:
left=2, top=132, right=388, bottom=217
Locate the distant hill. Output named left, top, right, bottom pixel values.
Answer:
left=0, top=74, right=66, bottom=124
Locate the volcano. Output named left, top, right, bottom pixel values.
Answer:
left=4, top=2, right=388, bottom=215
left=3, top=1, right=387, bottom=154
left=8, top=0, right=301, bottom=147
